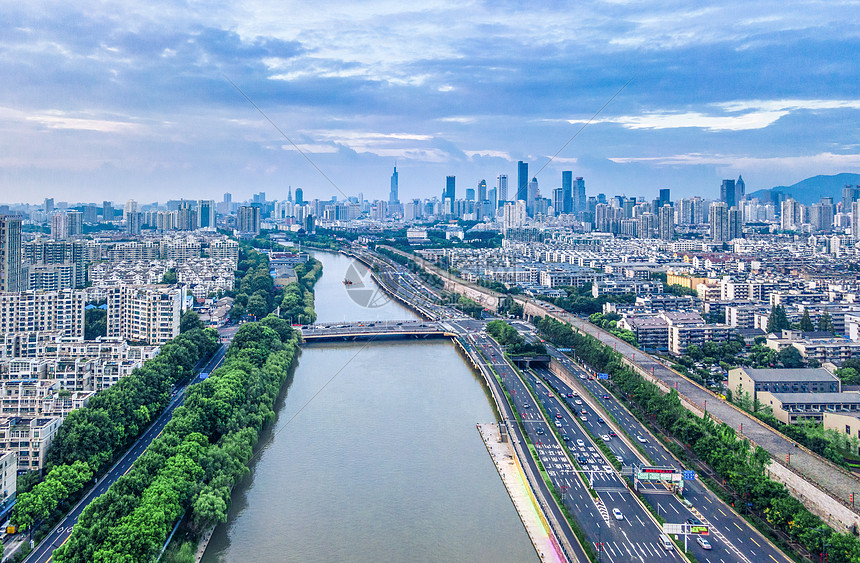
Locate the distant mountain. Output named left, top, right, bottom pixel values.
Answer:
left=747, top=173, right=860, bottom=205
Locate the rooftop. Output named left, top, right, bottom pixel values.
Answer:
left=741, top=367, right=838, bottom=383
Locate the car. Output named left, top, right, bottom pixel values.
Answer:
left=580, top=409, right=588, bottom=415
left=598, top=417, right=605, bottom=424
left=687, top=517, right=703, bottom=526
left=573, top=391, right=579, bottom=397
left=578, top=456, right=588, bottom=464
left=613, top=508, right=623, bottom=520
left=574, top=399, right=583, bottom=405
left=556, top=413, right=563, bottom=419
left=555, top=420, right=562, bottom=428
left=523, top=403, right=530, bottom=409
left=601, top=434, right=610, bottom=441
left=615, top=455, right=623, bottom=463
left=562, top=433, right=570, bottom=441
left=567, top=392, right=574, bottom=398
left=574, top=439, right=584, bottom=447
left=603, top=394, right=610, bottom=399
left=536, top=428, right=545, bottom=435
left=579, top=374, right=587, bottom=380
left=636, top=435, right=647, bottom=443
left=580, top=415, right=587, bottom=421
left=696, top=537, right=712, bottom=550
left=610, top=430, right=616, bottom=437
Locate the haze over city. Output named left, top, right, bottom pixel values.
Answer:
left=3, top=1, right=860, bottom=203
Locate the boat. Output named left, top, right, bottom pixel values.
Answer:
left=343, top=279, right=353, bottom=286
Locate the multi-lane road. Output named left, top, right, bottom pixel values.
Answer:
left=22, top=335, right=232, bottom=563
left=537, top=352, right=791, bottom=563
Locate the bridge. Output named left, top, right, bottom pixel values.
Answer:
left=300, top=320, right=452, bottom=342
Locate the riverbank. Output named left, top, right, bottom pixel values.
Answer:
left=478, top=423, right=565, bottom=563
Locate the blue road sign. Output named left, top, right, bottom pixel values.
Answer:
left=682, top=470, right=696, bottom=481
left=557, top=348, right=572, bottom=352
left=598, top=373, right=610, bottom=380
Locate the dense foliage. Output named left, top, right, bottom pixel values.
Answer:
left=536, top=315, right=860, bottom=563
left=542, top=283, right=636, bottom=315
left=279, top=257, right=322, bottom=324
left=229, top=246, right=277, bottom=322
left=376, top=246, right=444, bottom=288
left=14, top=328, right=219, bottom=532
left=53, top=317, right=300, bottom=563
left=588, top=312, right=637, bottom=347
left=485, top=320, right=546, bottom=356
left=84, top=307, right=107, bottom=340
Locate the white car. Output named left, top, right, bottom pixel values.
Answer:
left=601, top=434, right=611, bottom=442
left=574, top=399, right=583, bottom=405
left=613, top=508, right=623, bottom=520
left=576, top=439, right=585, bottom=447
left=636, top=435, right=647, bottom=443
left=555, top=420, right=562, bottom=428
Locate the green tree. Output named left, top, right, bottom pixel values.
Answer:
left=84, top=308, right=107, bottom=340
left=161, top=269, right=178, bottom=285
left=778, top=345, right=805, bottom=368
left=246, top=294, right=268, bottom=318
left=767, top=305, right=790, bottom=333
left=818, top=312, right=835, bottom=334
left=180, top=310, right=203, bottom=333
left=799, top=309, right=814, bottom=332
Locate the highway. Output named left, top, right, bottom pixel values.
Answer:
left=535, top=358, right=790, bottom=563
left=23, top=337, right=231, bottom=563
left=449, top=317, right=682, bottom=562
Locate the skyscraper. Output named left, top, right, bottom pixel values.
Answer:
left=295, top=188, right=304, bottom=206
left=843, top=185, right=860, bottom=211
left=444, top=176, right=455, bottom=202
left=552, top=187, right=564, bottom=215
left=497, top=175, right=508, bottom=205
left=720, top=179, right=737, bottom=208
left=389, top=165, right=399, bottom=204
left=465, top=188, right=475, bottom=201
left=709, top=202, right=729, bottom=241
left=574, top=177, right=586, bottom=214
left=478, top=179, right=487, bottom=202
left=658, top=188, right=671, bottom=208
left=517, top=161, right=528, bottom=201
left=527, top=177, right=539, bottom=216
left=44, top=198, right=54, bottom=215
left=561, top=171, right=572, bottom=214
left=736, top=175, right=746, bottom=204
left=0, top=215, right=22, bottom=292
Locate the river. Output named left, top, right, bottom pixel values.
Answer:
left=202, top=250, right=536, bottom=562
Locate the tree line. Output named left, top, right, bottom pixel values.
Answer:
left=52, top=316, right=301, bottom=562
left=485, top=320, right=546, bottom=356
left=536, top=315, right=860, bottom=563
left=13, top=327, right=220, bottom=538
left=279, top=257, right=322, bottom=325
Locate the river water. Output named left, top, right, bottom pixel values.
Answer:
left=202, top=251, right=536, bottom=562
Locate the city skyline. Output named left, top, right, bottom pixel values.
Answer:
left=2, top=2, right=860, bottom=203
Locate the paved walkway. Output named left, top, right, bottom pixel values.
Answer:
left=478, top=423, right=566, bottom=563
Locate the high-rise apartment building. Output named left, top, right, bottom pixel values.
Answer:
left=853, top=201, right=860, bottom=240
left=106, top=285, right=184, bottom=345
left=728, top=206, right=743, bottom=240
left=658, top=204, right=674, bottom=240
left=44, top=198, right=54, bottom=215
left=526, top=177, right=539, bottom=216
left=517, top=161, right=528, bottom=201
left=781, top=199, right=800, bottom=231
left=709, top=202, right=729, bottom=242
left=24, top=240, right=87, bottom=289
left=0, top=216, right=22, bottom=293
left=102, top=201, right=114, bottom=222
left=50, top=211, right=83, bottom=240
left=0, top=289, right=86, bottom=338
left=237, top=206, right=261, bottom=234
left=502, top=201, right=527, bottom=232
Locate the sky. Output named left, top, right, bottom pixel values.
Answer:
left=2, top=0, right=860, bottom=205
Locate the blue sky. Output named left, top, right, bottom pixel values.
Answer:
left=2, top=0, right=860, bottom=205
